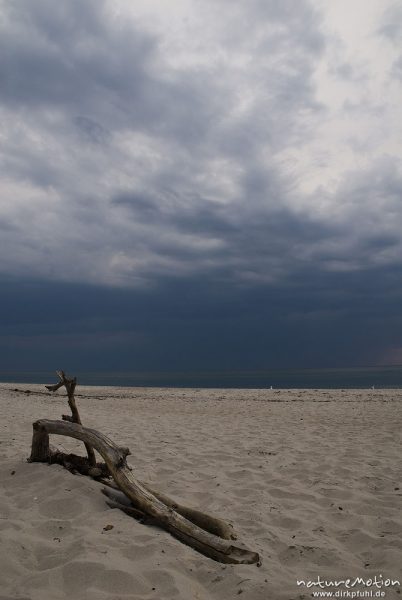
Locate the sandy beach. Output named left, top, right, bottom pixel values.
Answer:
left=1, top=383, right=401, bottom=600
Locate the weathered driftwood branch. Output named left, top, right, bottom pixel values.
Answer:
left=101, top=487, right=156, bottom=523
left=45, top=371, right=96, bottom=467
left=100, top=483, right=235, bottom=539
left=29, top=419, right=260, bottom=564
left=46, top=449, right=109, bottom=478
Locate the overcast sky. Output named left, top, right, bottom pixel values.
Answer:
left=1, top=0, right=401, bottom=374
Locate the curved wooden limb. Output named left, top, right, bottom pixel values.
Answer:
left=30, top=419, right=260, bottom=565
left=30, top=428, right=233, bottom=539
left=144, top=484, right=236, bottom=540
left=100, top=485, right=235, bottom=539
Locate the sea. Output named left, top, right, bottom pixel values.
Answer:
left=1, top=366, right=402, bottom=389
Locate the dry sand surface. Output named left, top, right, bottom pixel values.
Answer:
left=0, top=383, right=401, bottom=600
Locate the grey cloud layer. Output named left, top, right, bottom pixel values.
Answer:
left=0, top=0, right=333, bottom=286
left=0, top=0, right=402, bottom=368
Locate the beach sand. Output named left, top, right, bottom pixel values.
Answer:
left=0, top=383, right=401, bottom=599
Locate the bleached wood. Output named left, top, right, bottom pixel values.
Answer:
left=45, top=371, right=96, bottom=467
left=101, top=484, right=235, bottom=539
left=30, top=419, right=259, bottom=564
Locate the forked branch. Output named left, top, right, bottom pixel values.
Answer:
left=45, top=370, right=96, bottom=466
left=31, top=372, right=260, bottom=564
left=29, top=418, right=260, bottom=564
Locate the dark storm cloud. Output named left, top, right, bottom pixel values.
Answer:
left=0, top=0, right=331, bottom=286
left=0, top=0, right=401, bottom=371
left=0, top=0, right=153, bottom=110
left=0, top=0, right=227, bottom=154
left=109, top=152, right=402, bottom=285
left=1, top=262, right=402, bottom=373
left=110, top=183, right=340, bottom=285
left=0, top=0, right=325, bottom=148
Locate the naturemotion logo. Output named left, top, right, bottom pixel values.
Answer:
left=296, top=574, right=400, bottom=598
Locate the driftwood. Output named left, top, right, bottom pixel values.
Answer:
left=45, top=370, right=96, bottom=467
left=29, top=372, right=260, bottom=565
left=99, top=478, right=236, bottom=539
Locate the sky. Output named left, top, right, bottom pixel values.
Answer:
left=0, top=0, right=402, bottom=374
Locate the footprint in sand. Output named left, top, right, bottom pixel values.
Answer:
left=34, top=540, right=84, bottom=571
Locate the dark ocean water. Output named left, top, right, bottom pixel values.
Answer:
left=1, top=366, right=402, bottom=389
